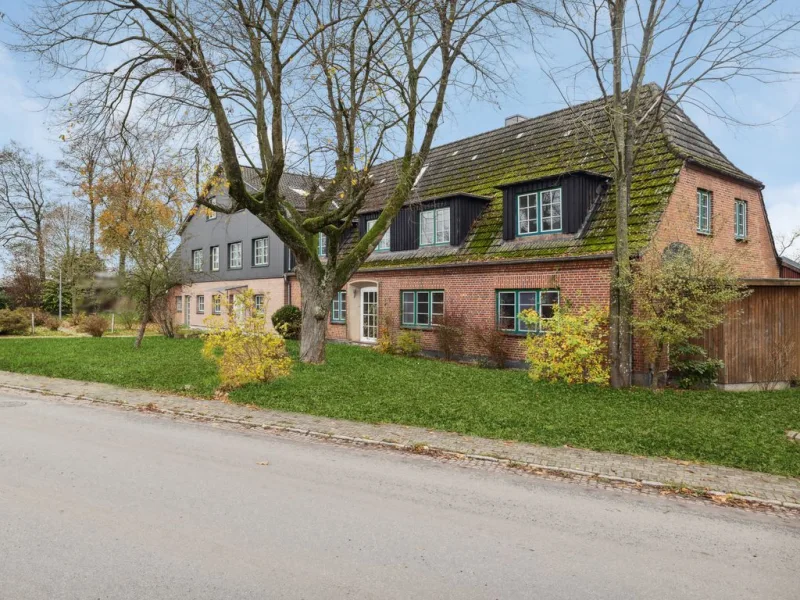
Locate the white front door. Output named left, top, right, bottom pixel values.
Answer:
left=361, top=287, right=378, bottom=343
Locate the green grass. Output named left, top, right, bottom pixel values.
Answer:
left=0, top=337, right=799, bottom=477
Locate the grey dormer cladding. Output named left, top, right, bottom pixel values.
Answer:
left=359, top=193, right=491, bottom=251
left=500, top=172, right=609, bottom=241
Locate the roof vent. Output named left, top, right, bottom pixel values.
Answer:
left=505, top=114, right=527, bottom=127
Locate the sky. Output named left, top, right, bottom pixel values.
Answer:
left=0, top=1, right=798, bottom=259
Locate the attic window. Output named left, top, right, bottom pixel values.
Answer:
left=517, top=188, right=562, bottom=236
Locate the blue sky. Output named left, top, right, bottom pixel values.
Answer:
left=1, top=1, right=798, bottom=256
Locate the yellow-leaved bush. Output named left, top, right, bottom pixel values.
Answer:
left=202, top=291, right=292, bottom=389
left=520, top=304, right=609, bottom=386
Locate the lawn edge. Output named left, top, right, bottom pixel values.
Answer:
left=3, top=380, right=798, bottom=513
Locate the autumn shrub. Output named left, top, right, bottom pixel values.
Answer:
left=44, top=315, right=61, bottom=331
left=433, top=311, right=465, bottom=361
left=80, top=314, right=109, bottom=338
left=69, top=311, right=85, bottom=327
left=0, top=309, right=30, bottom=335
left=396, top=330, right=422, bottom=356
left=669, top=343, right=724, bottom=389
left=471, top=322, right=509, bottom=369
left=376, top=311, right=397, bottom=354
left=520, top=304, right=609, bottom=385
left=203, top=291, right=292, bottom=390
left=271, top=305, right=302, bottom=340
left=117, top=309, right=140, bottom=330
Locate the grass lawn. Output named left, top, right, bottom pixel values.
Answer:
left=0, top=336, right=798, bottom=477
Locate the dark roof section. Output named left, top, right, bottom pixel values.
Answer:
left=241, top=165, right=315, bottom=209
left=354, top=85, right=760, bottom=269
left=781, top=255, right=800, bottom=271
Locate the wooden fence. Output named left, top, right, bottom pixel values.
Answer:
left=700, top=279, right=800, bottom=387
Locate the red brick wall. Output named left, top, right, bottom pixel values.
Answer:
left=651, top=164, right=779, bottom=278
left=290, top=259, right=612, bottom=360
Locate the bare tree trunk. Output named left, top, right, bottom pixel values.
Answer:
left=134, top=303, right=149, bottom=349
left=88, top=197, right=96, bottom=254
left=296, top=265, right=333, bottom=364
left=118, top=250, right=127, bottom=277
left=609, top=181, right=633, bottom=388
left=37, top=232, right=46, bottom=281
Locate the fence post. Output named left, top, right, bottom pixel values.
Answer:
left=31, top=312, right=35, bottom=335
left=111, top=313, right=115, bottom=333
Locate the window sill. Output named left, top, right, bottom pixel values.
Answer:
left=252, top=263, right=270, bottom=268
left=735, top=236, right=748, bottom=243
left=228, top=266, right=243, bottom=271
left=696, top=230, right=713, bottom=236
left=400, top=324, right=433, bottom=331
left=330, top=320, right=346, bottom=326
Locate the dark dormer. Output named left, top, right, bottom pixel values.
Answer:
left=360, top=193, right=491, bottom=252
left=499, top=172, right=609, bottom=241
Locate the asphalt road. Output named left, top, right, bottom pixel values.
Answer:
left=1, top=391, right=798, bottom=600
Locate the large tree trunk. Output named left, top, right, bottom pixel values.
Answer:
left=296, top=265, right=333, bottom=364
left=134, top=304, right=150, bottom=349
left=609, top=171, right=633, bottom=388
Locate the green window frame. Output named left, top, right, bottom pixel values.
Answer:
left=697, top=189, right=712, bottom=234
left=318, top=233, right=327, bottom=257
left=419, top=207, right=450, bottom=247
left=496, top=289, right=560, bottom=335
left=734, top=199, right=747, bottom=239
left=366, top=218, right=391, bottom=252
left=331, top=290, right=347, bottom=324
left=401, top=290, right=444, bottom=328
left=517, top=188, right=562, bottom=236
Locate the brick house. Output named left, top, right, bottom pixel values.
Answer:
left=174, top=90, right=783, bottom=379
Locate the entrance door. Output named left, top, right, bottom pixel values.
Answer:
left=184, top=296, right=190, bottom=326
left=361, top=287, right=378, bottom=343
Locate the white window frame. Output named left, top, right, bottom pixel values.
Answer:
left=734, top=199, right=747, bottom=239
left=254, top=294, right=265, bottom=315
left=210, top=246, right=219, bottom=271
left=253, top=237, right=269, bottom=266
left=318, top=233, right=327, bottom=257
left=196, top=295, right=205, bottom=314
left=212, top=295, right=222, bottom=315
left=419, top=207, right=450, bottom=247
left=367, top=218, right=391, bottom=252
left=176, top=296, right=182, bottom=312
left=192, top=249, right=203, bottom=272
left=228, top=241, right=242, bottom=269
left=697, top=189, right=712, bottom=234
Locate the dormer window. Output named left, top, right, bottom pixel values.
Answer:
left=367, top=218, right=391, bottom=252
left=420, top=207, right=450, bottom=246
left=517, top=188, right=562, bottom=236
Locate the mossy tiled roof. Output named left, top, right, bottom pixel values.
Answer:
left=358, top=87, right=758, bottom=269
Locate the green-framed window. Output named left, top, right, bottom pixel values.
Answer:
left=331, top=290, right=347, bottom=324
left=734, top=199, right=747, bottom=239
left=496, top=289, right=560, bottom=334
left=517, top=188, right=562, bottom=236
left=401, top=290, right=444, bottom=328
left=318, top=233, right=327, bottom=257
left=697, top=189, right=712, bottom=234
left=419, top=207, right=450, bottom=246
left=367, top=218, right=391, bottom=251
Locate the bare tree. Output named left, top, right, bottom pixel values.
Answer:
left=58, top=132, right=105, bottom=255
left=0, top=142, right=55, bottom=281
left=777, top=228, right=800, bottom=260
left=13, top=0, right=540, bottom=363
left=544, top=0, right=800, bottom=387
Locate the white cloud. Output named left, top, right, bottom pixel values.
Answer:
left=763, top=182, right=800, bottom=256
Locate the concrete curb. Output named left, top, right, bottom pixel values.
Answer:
left=4, top=381, right=799, bottom=512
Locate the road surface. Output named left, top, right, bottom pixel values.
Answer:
left=1, top=390, right=798, bottom=599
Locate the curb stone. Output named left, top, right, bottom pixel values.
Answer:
left=2, top=380, right=799, bottom=513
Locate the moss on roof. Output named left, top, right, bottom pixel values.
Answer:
left=359, top=88, right=728, bottom=269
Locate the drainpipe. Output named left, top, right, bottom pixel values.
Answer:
left=284, top=273, right=291, bottom=307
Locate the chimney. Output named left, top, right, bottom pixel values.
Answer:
left=505, top=114, right=527, bottom=127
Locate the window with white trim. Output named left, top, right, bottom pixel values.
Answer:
left=401, top=290, right=444, bottom=328
left=496, top=289, right=560, bottom=334
left=212, top=294, right=221, bottom=315
left=192, top=249, right=203, bottom=272
left=210, top=246, right=219, bottom=271
left=228, top=242, right=242, bottom=269
left=734, top=199, right=747, bottom=239
left=253, top=237, right=269, bottom=266
left=419, top=207, right=450, bottom=246
left=331, top=290, right=347, bottom=324
left=697, top=189, right=712, bottom=234
left=254, top=294, right=265, bottom=315
left=517, top=188, right=562, bottom=236
left=176, top=296, right=182, bottom=312
left=318, top=233, right=327, bottom=257
left=196, top=295, right=205, bottom=314
left=366, top=218, right=391, bottom=251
